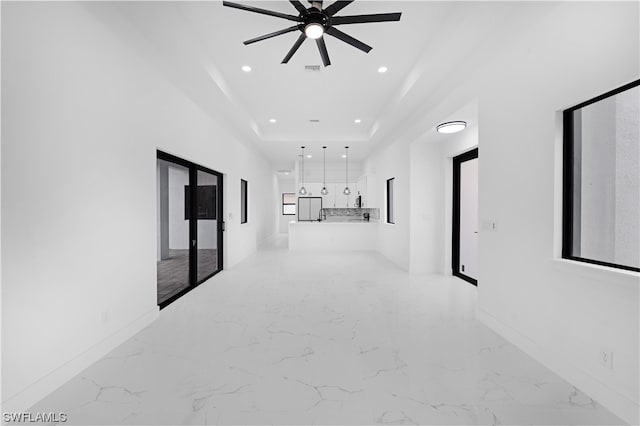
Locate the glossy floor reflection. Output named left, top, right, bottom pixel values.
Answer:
left=31, top=236, right=624, bottom=425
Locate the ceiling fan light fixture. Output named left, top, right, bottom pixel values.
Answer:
left=321, top=146, right=329, bottom=196
left=223, top=1, right=402, bottom=66
left=305, top=23, right=324, bottom=39
left=437, top=121, right=467, bottom=134
left=343, top=146, right=350, bottom=197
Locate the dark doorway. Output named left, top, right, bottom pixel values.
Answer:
left=452, top=148, right=478, bottom=286
left=156, top=151, right=224, bottom=308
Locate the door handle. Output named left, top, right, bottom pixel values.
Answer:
left=221, top=221, right=226, bottom=232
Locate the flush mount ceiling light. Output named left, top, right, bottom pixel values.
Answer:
left=437, top=121, right=467, bottom=134
left=343, top=146, right=351, bottom=196
left=321, top=146, right=329, bottom=195
left=241, top=65, right=252, bottom=72
left=306, top=154, right=312, bottom=158
left=298, top=146, right=307, bottom=196
left=269, top=118, right=277, bottom=123
left=378, top=66, right=388, bottom=73
left=222, top=0, right=401, bottom=67
left=354, top=119, right=361, bottom=124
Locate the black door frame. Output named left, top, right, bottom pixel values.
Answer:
left=157, top=150, right=224, bottom=308
left=452, top=147, right=478, bottom=286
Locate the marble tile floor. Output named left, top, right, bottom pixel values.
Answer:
left=31, top=236, right=624, bottom=425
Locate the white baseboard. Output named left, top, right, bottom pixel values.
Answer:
left=477, top=308, right=639, bottom=425
left=1, top=307, right=159, bottom=413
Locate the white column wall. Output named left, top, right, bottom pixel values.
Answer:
left=1, top=2, right=277, bottom=412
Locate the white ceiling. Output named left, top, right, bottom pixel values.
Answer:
left=90, top=1, right=539, bottom=170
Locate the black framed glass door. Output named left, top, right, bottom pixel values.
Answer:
left=156, top=151, right=224, bottom=308
left=452, top=148, right=478, bottom=286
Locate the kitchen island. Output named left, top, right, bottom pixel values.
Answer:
left=288, top=220, right=378, bottom=251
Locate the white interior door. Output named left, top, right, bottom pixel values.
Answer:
left=459, top=158, right=479, bottom=280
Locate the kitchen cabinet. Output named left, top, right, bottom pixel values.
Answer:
left=334, top=183, right=353, bottom=208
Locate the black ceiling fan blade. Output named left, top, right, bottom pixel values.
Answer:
left=323, top=1, right=354, bottom=17
left=282, top=33, right=307, bottom=63
left=325, top=26, right=372, bottom=53
left=223, top=1, right=300, bottom=22
left=316, top=37, right=331, bottom=66
left=331, top=12, right=402, bottom=25
left=289, top=0, right=308, bottom=15
left=244, top=25, right=300, bottom=45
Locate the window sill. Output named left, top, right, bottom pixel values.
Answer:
left=552, top=258, right=639, bottom=288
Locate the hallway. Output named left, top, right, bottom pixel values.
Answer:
left=29, top=237, right=622, bottom=425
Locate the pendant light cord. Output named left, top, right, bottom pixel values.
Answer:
left=323, top=146, right=326, bottom=186
left=345, top=146, right=349, bottom=186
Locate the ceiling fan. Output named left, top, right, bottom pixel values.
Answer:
left=222, top=0, right=401, bottom=67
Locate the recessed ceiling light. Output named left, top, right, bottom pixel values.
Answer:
left=306, top=154, right=312, bottom=158
left=354, top=119, right=361, bottom=124
left=436, top=121, right=467, bottom=134
left=341, top=154, right=347, bottom=158
left=242, top=65, right=252, bottom=72
left=269, top=118, right=277, bottom=123
left=378, top=66, right=388, bottom=73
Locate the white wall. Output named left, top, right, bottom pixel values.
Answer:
left=277, top=177, right=295, bottom=234
left=367, top=2, right=639, bottom=423
left=364, top=142, right=410, bottom=270
left=1, top=2, right=277, bottom=412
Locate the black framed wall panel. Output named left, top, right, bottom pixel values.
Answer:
left=386, top=178, right=395, bottom=224
left=241, top=179, right=248, bottom=224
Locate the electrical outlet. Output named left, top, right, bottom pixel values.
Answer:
left=481, top=220, right=498, bottom=232
left=600, top=349, right=614, bottom=370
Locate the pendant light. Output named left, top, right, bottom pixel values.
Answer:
left=343, top=146, right=351, bottom=196
left=298, top=146, right=307, bottom=196
left=321, top=146, right=329, bottom=195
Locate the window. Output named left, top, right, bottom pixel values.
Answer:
left=240, top=179, right=248, bottom=224
left=282, top=193, right=296, bottom=215
left=563, top=80, right=639, bottom=272
left=386, top=178, right=395, bottom=224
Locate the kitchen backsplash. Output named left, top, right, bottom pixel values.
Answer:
left=322, top=208, right=380, bottom=219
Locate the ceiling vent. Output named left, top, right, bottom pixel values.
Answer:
left=304, top=65, right=321, bottom=72
left=309, top=119, right=320, bottom=123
